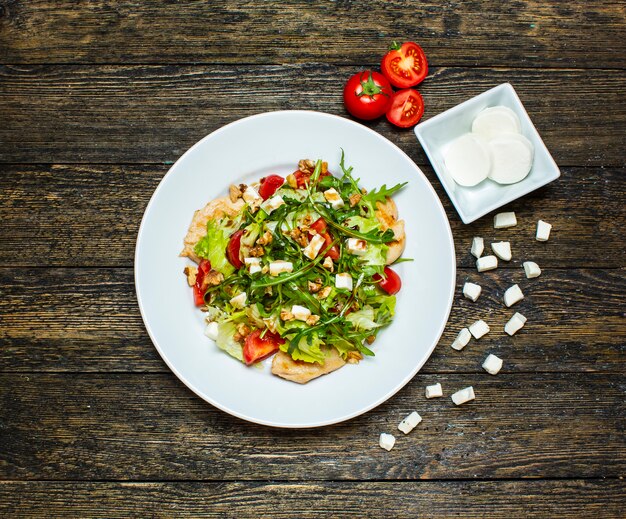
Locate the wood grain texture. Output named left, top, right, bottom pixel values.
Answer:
left=1, top=267, right=623, bottom=373
left=0, top=372, right=624, bottom=480
left=1, top=480, right=624, bottom=518
left=1, top=65, right=624, bottom=165
left=1, top=1, right=625, bottom=68
left=0, top=165, right=623, bottom=268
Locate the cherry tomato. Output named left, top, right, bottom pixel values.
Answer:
left=373, top=266, right=402, bottom=295
left=193, top=259, right=211, bottom=306
left=386, top=89, right=424, bottom=128
left=309, top=217, right=328, bottom=234
left=309, top=217, right=340, bottom=260
left=258, top=174, right=284, bottom=200
left=293, top=169, right=330, bottom=189
left=343, top=70, right=393, bottom=121
left=381, top=41, right=428, bottom=88
left=226, top=230, right=244, bottom=269
left=243, top=329, right=285, bottom=365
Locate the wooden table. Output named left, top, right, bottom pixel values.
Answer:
left=1, top=2, right=624, bottom=517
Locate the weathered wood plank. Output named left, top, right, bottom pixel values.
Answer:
left=0, top=65, right=624, bottom=165
left=1, top=165, right=623, bottom=268
left=0, top=268, right=623, bottom=373
left=0, top=480, right=624, bottom=518
left=0, top=1, right=624, bottom=68
left=0, top=373, right=623, bottom=480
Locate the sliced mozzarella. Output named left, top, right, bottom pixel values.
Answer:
left=443, top=133, right=491, bottom=187
left=487, top=133, right=534, bottom=185
left=335, top=272, right=353, bottom=291
left=269, top=260, right=293, bottom=276
left=323, top=188, right=344, bottom=209
left=505, top=312, right=527, bottom=336
left=291, top=305, right=312, bottom=321
left=463, top=282, right=482, bottom=302
left=451, top=386, right=475, bottom=406
left=536, top=220, right=552, bottom=241
left=523, top=261, right=541, bottom=279
left=398, top=411, right=422, bottom=434
left=303, top=233, right=325, bottom=260
left=242, top=186, right=262, bottom=204
left=494, top=211, right=517, bottom=228
left=245, top=257, right=262, bottom=274
left=471, top=236, right=484, bottom=258
left=379, top=433, right=396, bottom=451
left=503, top=284, right=524, bottom=307
left=425, top=383, right=443, bottom=399
left=204, top=321, right=219, bottom=341
left=346, top=238, right=367, bottom=256
left=476, top=255, right=498, bottom=272
left=472, top=106, right=521, bottom=139
left=260, top=194, right=285, bottom=214
left=491, top=241, right=512, bottom=261
left=469, top=319, right=490, bottom=339
left=482, top=353, right=503, bottom=375
left=451, top=328, right=472, bottom=350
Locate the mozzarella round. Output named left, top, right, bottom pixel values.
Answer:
left=487, top=133, right=534, bottom=184
left=443, top=133, right=491, bottom=187
left=472, top=106, right=521, bottom=138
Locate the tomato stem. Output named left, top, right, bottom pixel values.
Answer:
left=357, top=72, right=388, bottom=98
left=389, top=41, right=402, bottom=51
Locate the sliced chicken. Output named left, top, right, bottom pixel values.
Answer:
left=375, top=197, right=406, bottom=265
left=271, top=347, right=346, bottom=384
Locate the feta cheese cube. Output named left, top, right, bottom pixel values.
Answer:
left=229, top=292, right=247, bottom=309
left=491, top=241, right=512, bottom=261
left=269, top=260, right=293, bottom=276
left=242, top=186, right=262, bottom=204
left=398, top=411, right=422, bottom=434
left=451, top=386, right=475, bottom=406
left=260, top=194, right=285, bottom=214
left=346, top=238, right=367, bottom=256
left=204, top=321, right=219, bottom=341
left=504, top=312, right=527, bottom=336
left=323, top=188, right=345, bottom=209
left=503, top=284, right=524, bottom=307
left=425, top=383, right=443, bottom=399
left=451, top=328, right=472, bottom=350
left=379, top=432, right=396, bottom=451
left=291, top=305, right=312, bottom=322
left=536, top=220, right=552, bottom=241
left=471, top=237, right=484, bottom=258
left=482, top=353, right=503, bottom=375
left=494, top=211, right=517, bottom=228
left=303, top=233, right=325, bottom=260
left=463, top=282, right=482, bottom=302
left=469, top=319, right=490, bottom=339
left=245, top=257, right=262, bottom=274
left=523, top=261, right=541, bottom=279
left=476, top=255, right=498, bottom=272
left=335, top=272, right=353, bottom=291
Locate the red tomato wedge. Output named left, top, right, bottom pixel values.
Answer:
left=193, top=259, right=211, bottom=306
left=226, top=230, right=244, bottom=269
left=243, top=329, right=285, bottom=365
left=381, top=41, right=428, bottom=88
left=309, top=217, right=340, bottom=260
left=258, top=174, right=284, bottom=200
left=373, top=266, right=402, bottom=295
left=386, top=89, right=424, bottom=128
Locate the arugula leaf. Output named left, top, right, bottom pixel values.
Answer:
left=362, top=182, right=408, bottom=206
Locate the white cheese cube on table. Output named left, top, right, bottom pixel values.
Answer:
left=303, top=233, right=325, bottom=260
left=505, top=312, right=527, bottom=336
left=379, top=433, right=396, bottom=451
left=491, top=241, right=512, bottom=261
left=476, top=255, right=498, bottom=272
left=398, top=411, right=422, bottom=434
left=204, top=321, right=219, bottom=341
left=335, top=272, right=353, bottom=291
left=346, top=238, right=367, bottom=256
left=245, top=257, right=262, bottom=274
left=523, top=261, right=541, bottom=279
left=494, top=211, right=517, bottom=228
left=323, top=188, right=345, bottom=209
left=482, top=353, right=503, bottom=375
left=229, top=292, right=247, bottom=309
left=451, top=328, right=472, bottom=350
left=260, top=194, right=285, bottom=214
left=536, top=220, right=552, bottom=241
left=463, top=282, right=482, bottom=302
left=242, top=186, right=262, bottom=204
left=469, top=319, right=490, bottom=339
left=471, top=237, right=484, bottom=258
left=269, top=260, right=293, bottom=276
left=503, top=284, right=524, bottom=307
left=291, top=305, right=312, bottom=321
left=425, top=383, right=443, bottom=399
left=451, top=386, right=475, bottom=406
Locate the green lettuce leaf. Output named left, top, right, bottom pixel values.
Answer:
left=343, top=215, right=380, bottom=233
left=216, top=321, right=243, bottom=361
left=281, top=332, right=326, bottom=364
left=194, top=219, right=235, bottom=276
left=346, top=305, right=382, bottom=331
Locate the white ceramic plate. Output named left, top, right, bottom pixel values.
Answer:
left=135, top=110, right=455, bottom=428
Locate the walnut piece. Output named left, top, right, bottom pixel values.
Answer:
left=316, top=286, right=332, bottom=299
left=306, top=315, right=320, bottom=326
left=280, top=309, right=294, bottom=321
left=248, top=245, right=265, bottom=257
left=286, top=173, right=298, bottom=189
left=349, top=192, right=362, bottom=207
left=322, top=256, right=334, bottom=272
left=256, top=230, right=273, bottom=246
left=298, top=159, right=315, bottom=173
left=229, top=184, right=243, bottom=203
left=205, top=270, right=224, bottom=286
left=308, top=280, right=322, bottom=293
left=346, top=351, right=363, bottom=364
left=183, top=266, right=198, bottom=287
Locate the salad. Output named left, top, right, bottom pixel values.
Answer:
left=181, top=153, right=407, bottom=384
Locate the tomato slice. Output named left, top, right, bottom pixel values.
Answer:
left=309, top=218, right=340, bottom=259
left=386, top=89, right=424, bottom=128
left=373, top=266, right=402, bottom=295
left=258, top=174, right=284, bottom=200
left=293, top=170, right=331, bottom=189
left=309, top=217, right=328, bottom=234
left=243, top=329, right=285, bottom=365
left=226, top=230, right=244, bottom=269
left=381, top=41, right=428, bottom=89
left=193, top=259, right=212, bottom=306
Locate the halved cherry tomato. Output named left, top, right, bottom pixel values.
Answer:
left=381, top=41, right=428, bottom=89
left=243, top=329, right=285, bottom=365
left=373, top=266, right=402, bottom=295
left=293, top=169, right=331, bottom=189
left=226, top=230, right=244, bottom=269
left=309, top=217, right=340, bottom=260
left=386, top=89, right=424, bottom=128
left=343, top=70, right=393, bottom=120
left=309, top=217, right=328, bottom=234
left=193, top=259, right=211, bottom=306
left=258, top=174, right=284, bottom=200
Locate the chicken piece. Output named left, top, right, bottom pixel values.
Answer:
left=271, top=347, right=346, bottom=384
left=180, top=196, right=244, bottom=263
left=374, top=197, right=406, bottom=265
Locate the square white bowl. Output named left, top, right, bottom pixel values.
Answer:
left=414, top=83, right=560, bottom=224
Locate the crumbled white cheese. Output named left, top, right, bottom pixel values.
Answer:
left=503, top=284, right=524, bottom=307
left=323, top=188, right=344, bottom=209
left=504, top=312, right=527, bottom=336
left=322, top=256, right=334, bottom=271
left=260, top=194, right=285, bottom=214
left=244, top=257, right=262, bottom=274
left=482, top=353, right=503, bottom=375
left=204, top=321, right=219, bottom=341
left=451, top=386, right=475, bottom=406
left=463, top=282, right=482, bottom=302
left=469, top=319, right=490, bottom=339
left=379, top=433, right=396, bottom=451
left=536, top=219, right=552, bottom=241
left=491, top=241, right=512, bottom=261
left=346, top=238, right=367, bottom=256
left=471, top=237, right=484, bottom=258
left=335, top=272, right=353, bottom=291
left=229, top=292, right=247, bottom=309
left=451, top=328, right=472, bottom=350
left=303, top=233, right=325, bottom=260
left=494, top=211, right=517, bottom=228
left=476, top=255, right=498, bottom=272
left=398, top=411, right=422, bottom=434
left=242, top=186, right=262, bottom=204
left=425, top=383, right=443, bottom=399
left=523, top=261, right=541, bottom=279
left=291, top=304, right=312, bottom=321
left=269, top=260, right=293, bottom=276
